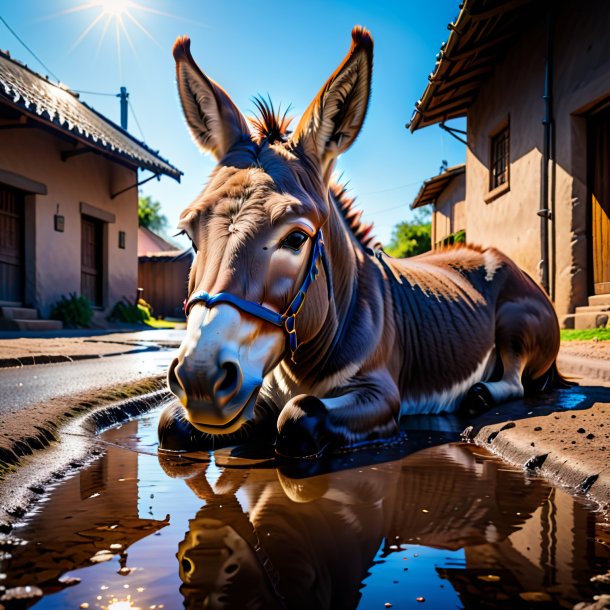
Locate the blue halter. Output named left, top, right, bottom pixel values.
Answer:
left=184, top=230, right=325, bottom=361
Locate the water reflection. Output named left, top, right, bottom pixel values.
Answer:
left=161, top=442, right=609, bottom=609
left=1, top=422, right=169, bottom=608
left=1, top=411, right=609, bottom=610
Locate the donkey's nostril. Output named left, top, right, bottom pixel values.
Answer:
left=168, top=358, right=185, bottom=400
left=218, top=361, right=239, bottom=393
left=213, top=356, right=243, bottom=405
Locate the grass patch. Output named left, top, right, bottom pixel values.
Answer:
left=561, top=328, right=610, bottom=341
left=144, top=318, right=185, bottom=330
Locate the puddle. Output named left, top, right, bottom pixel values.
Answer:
left=1, top=407, right=609, bottom=609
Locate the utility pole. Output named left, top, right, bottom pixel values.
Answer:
left=117, top=86, right=128, bottom=130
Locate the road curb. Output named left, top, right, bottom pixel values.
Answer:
left=0, top=347, right=163, bottom=369
left=464, top=402, right=610, bottom=512
left=558, top=353, right=610, bottom=383
left=0, top=375, right=171, bottom=532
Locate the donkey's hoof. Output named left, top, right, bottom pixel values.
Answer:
left=275, top=396, right=332, bottom=460
left=158, top=401, right=213, bottom=452
left=460, top=383, right=495, bottom=417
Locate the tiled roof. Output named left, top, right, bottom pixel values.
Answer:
left=138, top=226, right=179, bottom=256
left=411, top=164, right=465, bottom=209
left=408, top=0, right=540, bottom=132
left=0, top=50, right=182, bottom=180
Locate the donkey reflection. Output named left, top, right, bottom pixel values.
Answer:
left=161, top=26, right=565, bottom=458
left=161, top=445, right=548, bottom=610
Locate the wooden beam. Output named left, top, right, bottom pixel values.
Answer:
left=422, top=93, right=475, bottom=118
left=0, top=115, right=28, bottom=130
left=61, top=147, right=94, bottom=161
left=433, top=67, right=494, bottom=95
left=443, top=32, right=513, bottom=63
left=466, top=0, right=533, bottom=22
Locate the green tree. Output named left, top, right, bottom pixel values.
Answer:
left=385, top=209, right=432, bottom=258
left=138, top=195, right=168, bottom=232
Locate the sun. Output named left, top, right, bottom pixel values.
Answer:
left=97, top=0, right=130, bottom=17
left=46, top=0, right=175, bottom=74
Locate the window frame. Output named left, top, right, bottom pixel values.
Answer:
left=485, top=117, right=511, bottom=203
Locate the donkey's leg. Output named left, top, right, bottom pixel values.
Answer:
left=460, top=298, right=547, bottom=416
left=460, top=350, right=526, bottom=416
left=276, top=369, right=400, bottom=458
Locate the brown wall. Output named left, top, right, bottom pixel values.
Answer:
left=0, top=126, right=138, bottom=319
left=138, top=255, right=191, bottom=319
left=465, top=0, right=610, bottom=322
left=432, top=174, right=465, bottom=247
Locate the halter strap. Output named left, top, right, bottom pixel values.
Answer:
left=184, top=230, right=325, bottom=362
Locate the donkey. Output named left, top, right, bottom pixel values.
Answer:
left=159, top=26, right=563, bottom=459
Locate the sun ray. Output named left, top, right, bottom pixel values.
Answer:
left=123, top=11, right=163, bottom=50
left=127, top=1, right=208, bottom=27
left=48, top=0, right=184, bottom=75
left=69, top=11, right=106, bottom=53
left=126, top=2, right=176, bottom=19
left=38, top=2, right=101, bottom=22
left=114, top=17, right=123, bottom=81
left=119, top=17, right=137, bottom=58
left=95, top=14, right=113, bottom=58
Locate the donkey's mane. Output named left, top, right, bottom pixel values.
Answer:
left=330, top=182, right=379, bottom=250
left=249, top=96, right=293, bottom=144
left=249, top=97, right=379, bottom=249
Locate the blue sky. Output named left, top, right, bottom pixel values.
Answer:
left=0, top=0, right=466, bottom=245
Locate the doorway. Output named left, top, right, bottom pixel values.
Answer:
left=0, top=184, right=24, bottom=304
left=81, top=215, right=104, bottom=306
left=590, top=107, right=610, bottom=295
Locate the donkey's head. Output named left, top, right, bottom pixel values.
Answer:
left=168, top=27, right=373, bottom=435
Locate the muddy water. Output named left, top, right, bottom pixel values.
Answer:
left=1, top=407, right=609, bottom=610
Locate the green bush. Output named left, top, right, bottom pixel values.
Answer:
left=108, top=298, right=152, bottom=324
left=51, top=293, right=93, bottom=328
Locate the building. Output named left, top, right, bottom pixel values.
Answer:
left=0, top=49, right=181, bottom=329
left=138, top=226, right=192, bottom=319
left=411, top=164, right=465, bottom=249
left=409, top=0, right=610, bottom=329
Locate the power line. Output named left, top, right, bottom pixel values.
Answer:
left=373, top=201, right=410, bottom=214
left=0, top=17, right=150, bottom=143
left=128, top=98, right=146, bottom=140
left=73, top=89, right=117, bottom=97
left=0, top=16, right=60, bottom=82
left=360, top=179, right=422, bottom=196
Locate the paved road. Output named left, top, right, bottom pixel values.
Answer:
left=0, top=349, right=174, bottom=412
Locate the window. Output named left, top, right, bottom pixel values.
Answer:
left=490, top=126, right=509, bottom=190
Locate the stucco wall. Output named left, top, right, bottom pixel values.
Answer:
left=465, top=0, right=610, bottom=320
left=465, top=21, right=544, bottom=278
left=433, top=174, right=465, bottom=246
left=0, top=126, right=138, bottom=318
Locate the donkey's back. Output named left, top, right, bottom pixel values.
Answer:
left=380, top=244, right=561, bottom=415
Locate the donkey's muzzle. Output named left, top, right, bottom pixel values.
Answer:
left=168, top=348, right=259, bottom=432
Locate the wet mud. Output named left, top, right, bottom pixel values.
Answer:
left=1, top=406, right=609, bottom=610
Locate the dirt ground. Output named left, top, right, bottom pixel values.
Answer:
left=0, top=331, right=182, bottom=365
left=561, top=340, right=610, bottom=361
left=469, top=398, right=610, bottom=511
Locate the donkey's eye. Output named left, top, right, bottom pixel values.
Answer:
left=281, top=230, right=309, bottom=252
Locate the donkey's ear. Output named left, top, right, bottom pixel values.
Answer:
left=292, top=26, right=373, bottom=181
left=173, top=36, right=251, bottom=160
